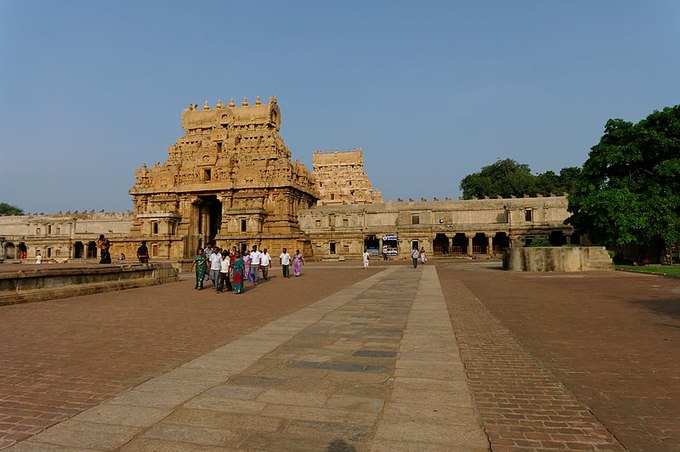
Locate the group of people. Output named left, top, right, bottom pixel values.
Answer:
left=192, top=244, right=305, bottom=294
left=411, top=247, right=428, bottom=268
left=361, top=246, right=428, bottom=269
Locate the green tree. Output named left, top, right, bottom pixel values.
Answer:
left=460, top=159, right=537, bottom=199
left=568, top=105, right=680, bottom=256
left=460, top=159, right=580, bottom=199
left=0, top=202, right=23, bottom=216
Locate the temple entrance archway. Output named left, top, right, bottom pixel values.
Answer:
left=452, top=233, right=467, bottom=255
left=73, top=241, right=84, bottom=259
left=196, top=195, right=222, bottom=248
left=86, top=241, right=97, bottom=259
left=433, top=233, right=450, bottom=255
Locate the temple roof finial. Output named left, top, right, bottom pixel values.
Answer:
left=241, top=97, right=249, bottom=107
left=203, top=100, right=210, bottom=111
left=228, top=98, right=236, bottom=107
left=255, top=96, right=262, bottom=106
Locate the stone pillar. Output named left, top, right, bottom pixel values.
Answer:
left=487, top=235, right=494, bottom=256
left=467, top=234, right=473, bottom=257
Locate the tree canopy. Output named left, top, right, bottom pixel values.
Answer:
left=0, top=202, right=23, bottom=216
left=459, top=159, right=581, bottom=199
left=567, top=105, right=680, bottom=251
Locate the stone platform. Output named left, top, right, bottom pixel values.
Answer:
left=0, top=263, right=177, bottom=305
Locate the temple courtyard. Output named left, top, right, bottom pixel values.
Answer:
left=1, top=262, right=679, bottom=452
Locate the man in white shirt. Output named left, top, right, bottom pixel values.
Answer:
left=209, top=248, right=222, bottom=287
left=411, top=248, right=420, bottom=269
left=35, top=251, right=42, bottom=265
left=250, top=245, right=262, bottom=283
left=362, top=249, right=370, bottom=269
left=260, top=248, right=271, bottom=281
left=217, top=250, right=231, bottom=293
left=279, top=248, right=291, bottom=278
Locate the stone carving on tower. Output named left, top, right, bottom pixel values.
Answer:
left=129, top=96, right=319, bottom=259
left=312, top=149, right=383, bottom=206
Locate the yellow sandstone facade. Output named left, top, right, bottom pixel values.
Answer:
left=312, top=149, right=383, bottom=206
left=128, top=96, right=318, bottom=259
left=0, top=97, right=575, bottom=263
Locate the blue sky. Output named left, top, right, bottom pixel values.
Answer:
left=1, top=1, right=678, bottom=212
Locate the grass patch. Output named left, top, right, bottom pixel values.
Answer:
left=616, top=264, right=680, bottom=278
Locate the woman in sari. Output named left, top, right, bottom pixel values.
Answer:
left=293, top=250, right=304, bottom=277
left=231, top=252, right=245, bottom=294
left=192, top=248, right=208, bottom=290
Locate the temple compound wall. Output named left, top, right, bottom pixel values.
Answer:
left=0, top=213, right=133, bottom=261
left=299, top=195, right=573, bottom=259
left=312, top=149, right=383, bottom=206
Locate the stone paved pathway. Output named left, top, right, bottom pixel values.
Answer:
left=9, top=267, right=487, bottom=451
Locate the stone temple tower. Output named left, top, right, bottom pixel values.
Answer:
left=312, top=149, right=383, bottom=206
left=129, top=96, right=318, bottom=259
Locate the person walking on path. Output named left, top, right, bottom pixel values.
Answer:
left=136, top=241, right=149, bottom=264
left=35, top=250, right=42, bottom=265
left=420, top=247, right=428, bottom=265
left=209, top=248, right=222, bottom=288
left=280, top=248, right=291, bottom=278
left=98, top=234, right=112, bottom=264
left=260, top=248, right=271, bottom=281
left=231, top=252, right=245, bottom=294
left=411, top=247, right=420, bottom=269
left=362, top=249, right=370, bottom=269
left=293, top=250, right=304, bottom=277
left=217, top=250, right=231, bottom=293
left=250, top=245, right=262, bottom=284
left=192, top=248, right=208, bottom=290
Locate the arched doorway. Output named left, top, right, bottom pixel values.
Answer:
left=493, top=232, right=510, bottom=255
left=74, top=241, right=84, bottom=259
left=472, top=233, right=488, bottom=254
left=87, top=241, right=97, bottom=259
left=433, top=233, right=450, bottom=255
left=451, top=233, right=467, bottom=255
left=196, top=195, right=222, bottom=248
left=549, top=231, right=566, bottom=246
left=4, top=242, right=16, bottom=260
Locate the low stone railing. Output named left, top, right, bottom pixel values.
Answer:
left=0, top=263, right=178, bottom=305
left=503, top=246, right=613, bottom=272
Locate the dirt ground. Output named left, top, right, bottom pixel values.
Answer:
left=0, top=266, right=380, bottom=448
left=438, top=261, right=680, bottom=452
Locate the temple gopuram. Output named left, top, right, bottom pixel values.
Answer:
left=128, top=96, right=318, bottom=259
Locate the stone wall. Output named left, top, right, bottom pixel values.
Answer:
left=0, top=263, right=178, bottom=305
left=503, top=246, right=613, bottom=272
